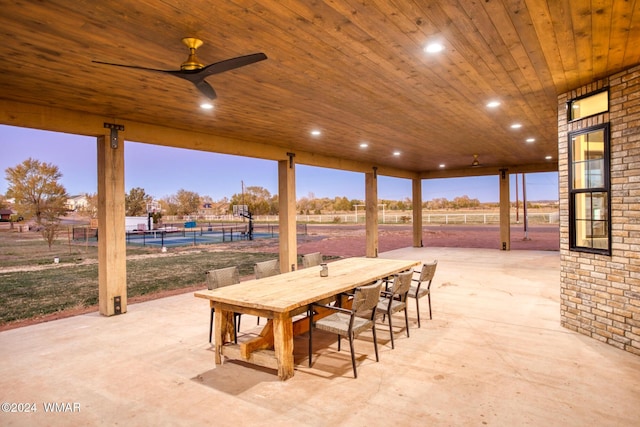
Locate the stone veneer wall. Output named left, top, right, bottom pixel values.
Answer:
left=558, top=64, right=640, bottom=356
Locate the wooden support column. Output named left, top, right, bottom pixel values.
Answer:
left=278, top=154, right=297, bottom=272
left=499, top=169, right=511, bottom=251
left=412, top=178, right=423, bottom=247
left=97, top=130, right=127, bottom=315
left=365, top=168, right=379, bottom=258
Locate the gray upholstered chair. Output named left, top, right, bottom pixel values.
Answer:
left=301, top=252, right=323, bottom=268
left=376, top=270, right=413, bottom=349
left=206, top=266, right=241, bottom=344
left=408, top=260, right=438, bottom=327
left=254, top=259, right=280, bottom=325
left=308, top=280, right=383, bottom=378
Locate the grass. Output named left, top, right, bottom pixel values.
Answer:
left=0, top=229, right=279, bottom=325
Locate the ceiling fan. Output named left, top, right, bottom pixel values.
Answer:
left=92, top=38, right=267, bottom=100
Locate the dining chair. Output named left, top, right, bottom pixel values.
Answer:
left=301, top=252, right=323, bottom=268
left=308, top=280, right=383, bottom=378
left=206, top=266, right=241, bottom=344
left=254, top=259, right=280, bottom=278
left=408, top=260, right=438, bottom=327
left=254, top=259, right=280, bottom=325
left=376, top=270, right=413, bottom=349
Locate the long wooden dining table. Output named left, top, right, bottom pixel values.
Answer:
left=194, top=257, right=421, bottom=380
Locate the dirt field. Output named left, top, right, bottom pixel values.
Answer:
left=295, top=223, right=559, bottom=256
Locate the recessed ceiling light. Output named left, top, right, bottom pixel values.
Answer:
left=545, top=155, right=553, bottom=160
left=310, top=130, right=321, bottom=136
left=486, top=101, right=501, bottom=108
left=200, top=102, right=214, bottom=110
left=424, top=42, right=444, bottom=53
left=510, top=123, right=522, bottom=129
left=439, top=164, right=446, bottom=168
left=360, top=143, right=369, bottom=148
left=393, top=151, right=401, bottom=156
left=526, top=138, right=536, bottom=143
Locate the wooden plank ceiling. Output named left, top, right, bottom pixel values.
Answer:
left=1, top=0, right=639, bottom=178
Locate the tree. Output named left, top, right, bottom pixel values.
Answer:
left=333, top=196, right=351, bottom=212
left=125, top=187, right=151, bottom=216
left=175, top=189, right=201, bottom=216
left=5, top=158, right=68, bottom=224
left=229, top=186, right=276, bottom=215
left=159, top=195, right=179, bottom=216
left=78, top=192, right=98, bottom=219
left=5, top=158, right=69, bottom=248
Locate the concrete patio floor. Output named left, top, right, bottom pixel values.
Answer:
left=1, top=247, right=638, bottom=426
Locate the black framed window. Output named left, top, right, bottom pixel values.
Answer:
left=569, top=124, right=610, bottom=254
left=568, top=89, right=609, bottom=121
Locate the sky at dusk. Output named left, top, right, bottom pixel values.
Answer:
left=0, top=125, right=559, bottom=203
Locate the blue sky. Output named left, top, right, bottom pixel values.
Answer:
left=0, top=125, right=558, bottom=202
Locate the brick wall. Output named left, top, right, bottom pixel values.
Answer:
left=558, top=64, right=640, bottom=356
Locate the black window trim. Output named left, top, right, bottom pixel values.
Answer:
left=568, top=123, right=611, bottom=255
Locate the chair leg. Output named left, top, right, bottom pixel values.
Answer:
left=233, top=314, right=238, bottom=344
left=337, top=335, right=342, bottom=351
left=372, top=324, right=379, bottom=362
left=387, top=309, right=395, bottom=349
left=428, top=294, right=432, bottom=319
left=348, top=333, right=357, bottom=378
left=308, top=309, right=314, bottom=367
left=209, top=308, right=214, bottom=343
left=415, top=297, right=421, bottom=328
left=404, top=307, right=410, bottom=337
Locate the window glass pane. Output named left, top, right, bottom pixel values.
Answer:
left=587, top=159, right=604, bottom=187
left=573, top=192, right=608, bottom=249
left=570, top=91, right=608, bottom=120
left=591, top=192, right=608, bottom=224
left=571, top=129, right=605, bottom=189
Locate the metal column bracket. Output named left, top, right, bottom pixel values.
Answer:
left=372, top=166, right=378, bottom=179
left=104, top=122, right=125, bottom=149
left=286, top=152, right=295, bottom=169
left=499, top=168, right=508, bottom=180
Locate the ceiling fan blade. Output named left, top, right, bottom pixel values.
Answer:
left=92, top=60, right=172, bottom=73
left=194, top=80, right=217, bottom=99
left=199, top=53, right=267, bottom=78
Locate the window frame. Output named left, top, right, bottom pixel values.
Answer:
left=567, top=88, right=609, bottom=122
left=568, top=123, right=611, bottom=255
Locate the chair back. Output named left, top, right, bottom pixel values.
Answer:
left=302, top=252, right=323, bottom=268
left=205, top=266, right=240, bottom=290
left=352, top=281, right=383, bottom=318
left=389, top=270, right=413, bottom=300
left=254, top=259, right=280, bottom=279
left=419, top=260, right=438, bottom=286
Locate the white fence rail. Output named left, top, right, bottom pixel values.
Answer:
left=165, top=212, right=559, bottom=225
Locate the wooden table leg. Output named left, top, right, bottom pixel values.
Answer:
left=272, top=316, right=294, bottom=380
left=213, top=307, right=235, bottom=364
left=213, top=309, right=223, bottom=364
